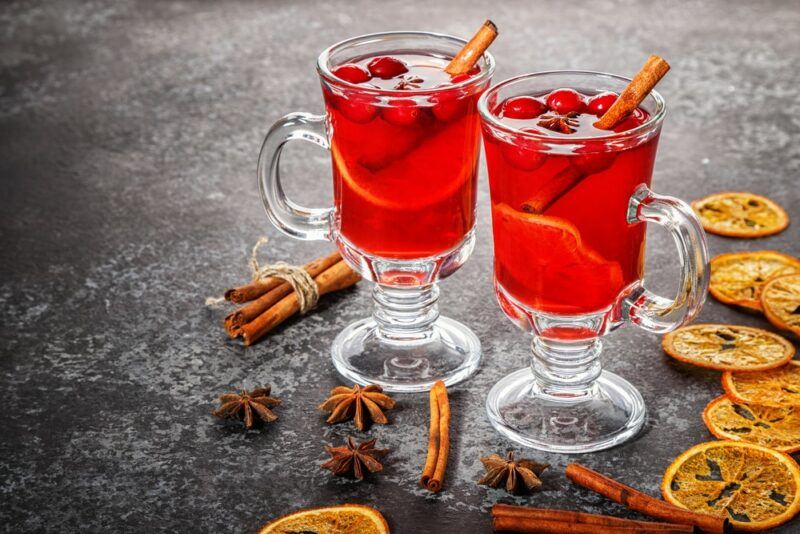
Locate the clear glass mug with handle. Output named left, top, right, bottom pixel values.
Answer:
left=258, top=32, right=494, bottom=392
left=478, top=71, right=710, bottom=453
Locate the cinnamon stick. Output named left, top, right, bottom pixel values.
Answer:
left=445, top=20, right=498, bottom=75
left=566, top=464, right=728, bottom=534
left=240, top=260, right=360, bottom=346
left=493, top=515, right=692, bottom=534
left=492, top=505, right=693, bottom=532
left=594, top=55, right=670, bottom=130
left=420, top=380, right=450, bottom=492
left=224, top=279, right=280, bottom=304
left=225, top=251, right=342, bottom=337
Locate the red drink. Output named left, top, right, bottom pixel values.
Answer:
left=483, top=88, right=658, bottom=315
left=322, top=53, right=484, bottom=259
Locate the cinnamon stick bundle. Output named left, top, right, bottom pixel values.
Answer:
left=492, top=504, right=693, bottom=533
left=240, top=260, right=360, bottom=346
left=566, top=464, right=728, bottom=534
left=224, top=251, right=341, bottom=337
left=445, top=20, right=498, bottom=75
left=420, top=380, right=450, bottom=492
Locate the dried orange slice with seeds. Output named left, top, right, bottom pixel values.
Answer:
left=723, top=361, right=800, bottom=407
left=761, top=274, right=800, bottom=337
left=709, top=251, right=800, bottom=311
left=259, top=504, right=389, bottom=534
left=661, top=441, right=800, bottom=531
left=703, top=395, right=800, bottom=453
left=662, top=324, right=795, bottom=371
left=692, top=192, right=789, bottom=238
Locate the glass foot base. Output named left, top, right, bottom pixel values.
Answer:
left=331, top=316, right=481, bottom=393
left=486, top=367, right=645, bottom=453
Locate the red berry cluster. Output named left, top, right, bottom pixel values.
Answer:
left=500, top=89, right=619, bottom=121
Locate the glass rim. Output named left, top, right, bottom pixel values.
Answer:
left=316, top=30, right=496, bottom=96
left=477, top=70, right=666, bottom=143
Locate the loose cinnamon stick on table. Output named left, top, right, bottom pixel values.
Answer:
left=240, top=260, right=360, bottom=346
left=225, top=251, right=342, bottom=337
left=492, top=505, right=693, bottom=533
left=566, top=464, right=728, bottom=534
left=594, top=55, right=670, bottom=130
left=420, top=380, right=450, bottom=492
left=445, top=19, right=498, bottom=75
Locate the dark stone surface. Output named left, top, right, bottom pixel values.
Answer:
left=1, top=1, right=798, bottom=532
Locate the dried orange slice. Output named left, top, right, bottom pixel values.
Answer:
left=709, top=251, right=800, bottom=310
left=703, top=395, right=800, bottom=453
left=661, top=324, right=795, bottom=371
left=259, top=504, right=389, bottom=534
left=761, top=274, right=800, bottom=337
left=723, top=361, right=800, bottom=407
left=661, top=441, right=800, bottom=531
left=692, top=192, right=789, bottom=238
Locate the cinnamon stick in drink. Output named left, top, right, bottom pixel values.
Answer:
left=239, top=260, right=360, bottom=346
left=445, top=20, right=498, bottom=76
left=594, top=55, right=670, bottom=130
left=225, top=251, right=342, bottom=337
left=492, top=505, right=693, bottom=532
left=566, top=464, right=728, bottom=534
left=420, top=380, right=450, bottom=492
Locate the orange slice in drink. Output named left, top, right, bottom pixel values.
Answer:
left=703, top=395, right=800, bottom=453
left=259, top=504, right=390, bottom=534
left=709, top=251, right=800, bottom=311
left=761, top=274, right=800, bottom=337
left=661, top=441, right=800, bottom=531
left=661, top=324, right=795, bottom=371
left=692, top=192, right=789, bottom=238
left=723, top=361, right=800, bottom=407
left=492, top=203, right=623, bottom=313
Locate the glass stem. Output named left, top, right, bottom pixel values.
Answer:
left=373, top=283, right=439, bottom=342
left=530, top=336, right=602, bottom=400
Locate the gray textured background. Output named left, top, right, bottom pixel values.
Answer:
left=1, top=1, right=799, bottom=532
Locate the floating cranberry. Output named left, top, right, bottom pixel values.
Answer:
left=431, top=92, right=467, bottom=121
left=332, top=63, right=372, bottom=84
left=613, top=107, right=649, bottom=132
left=367, top=56, right=409, bottom=79
left=500, top=133, right=546, bottom=171
left=501, top=96, right=547, bottom=120
left=573, top=151, right=614, bottom=174
left=450, top=73, right=471, bottom=84
left=382, top=99, right=423, bottom=126
left=338, top=96, right=378, bottom=124
left=587, top=92, right=618, bottom=116
left=546, top=88, right=586, bottom=114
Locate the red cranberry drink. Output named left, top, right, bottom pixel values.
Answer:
left=484, top=87, right=654, bottom=317
left=324, top=53, right=484, bottom=259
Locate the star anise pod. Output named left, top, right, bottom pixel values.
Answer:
left=319, top=384, right=396, bottom=431
left=538, top=112, right=580, bottom=134
left=321, top=436, right=389, bottom=480
left=212, top=386, right=280, bottom=428
left=394, top=75, right=424, bottom=90
left=478, top=452, right=549, bottom=494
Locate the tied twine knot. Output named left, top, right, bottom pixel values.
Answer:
left=206, top=237, right=319, bottom=313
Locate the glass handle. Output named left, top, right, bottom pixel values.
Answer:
left=257, top=112, right=333, bottom=241
left=625, top=185, right=710, bottom=333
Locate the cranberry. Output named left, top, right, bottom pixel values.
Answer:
left=382, top=99, right=424, bottom=126
left=338, top=96, right=378, bottom=124
left=587, top=92, right=618, bottom=116
left=431, top=92, right=467, bottom=121
left=613, top=107, right=649, bottom=132
left=332, top=63, right=371, bottom=84
left=501, top=96, right=547, bottom=120
left=450, top=73, right=471, bottom=84
left=573, top=150, right=614, bottom=174
left=367, top=56, right=409, bottom=79
left=546, top=88, right=586, bottom=114
left=500, top=133, right=546, bottom=171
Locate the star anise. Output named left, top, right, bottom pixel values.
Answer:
left=212, top=386, right=281, bottom=428
left=538, top=112, right=580, bottom=134
left=319, top=384, right=396, bottom=431
left=321, top=436, right=389, bottom=480
left=394, top=75, right=424, bottom=90
left=478, top=452, right=549, bottom=494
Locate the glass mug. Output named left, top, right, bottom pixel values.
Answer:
left=258, top=32, right=494, bottom=392
left=479, top=71, right=710, bottom=453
